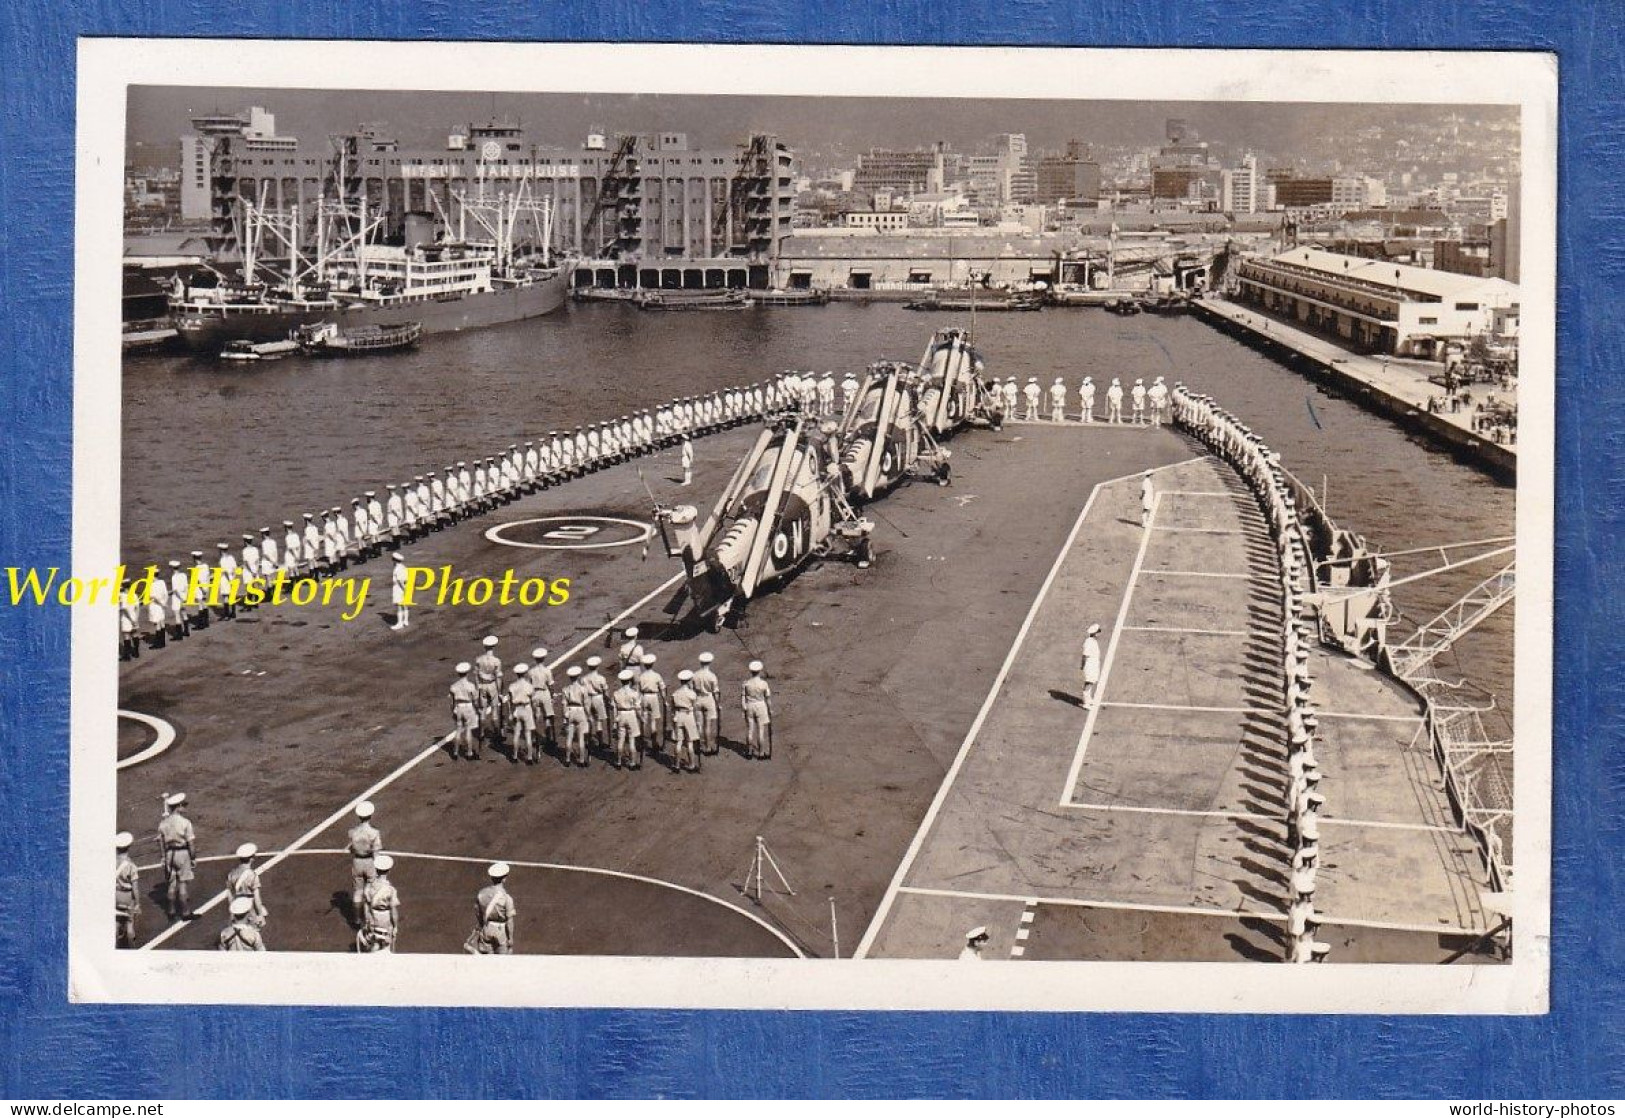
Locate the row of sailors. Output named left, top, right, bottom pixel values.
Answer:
left=119, top=379, right=796, bottom=658
left=1170, top=383, right=1330, bottom=965
left=1000, top=375, right=1170, bottom=425
left=779, top=369, right=861, bottom=419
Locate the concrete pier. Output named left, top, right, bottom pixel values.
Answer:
left=1193, top=296, right=1517, bottom=481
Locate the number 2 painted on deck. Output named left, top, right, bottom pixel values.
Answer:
left=543, top=524, right=601, bottom=541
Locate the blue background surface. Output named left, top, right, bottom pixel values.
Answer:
left=0, top=0, right=1617, bottom=1099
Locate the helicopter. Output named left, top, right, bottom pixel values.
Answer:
left=651, top=412, right=875, bottom=630
left=914, top=326, right=1001, bottom=435
left=835, top=360, right=957, bottom=498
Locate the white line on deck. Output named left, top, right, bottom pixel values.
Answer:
left=1062, top=800, right=1462, bottom=834
left=1141, top=569, right=1251, bottom=579
left=1058, top=491, right=1162, bottom=806
left=1098, top=700, right=1250, bottom=714
left=1314, top=711, right=1427, bottom=723
left=853, top=457, right=1211, bottom=959
left=142, top=569, right=687, bottom=951
left=1122, top=626, right=1251, bottom=637
left=1151, top=527, right=1247, bottom=536
left=116, top=710, right=177, bottom=770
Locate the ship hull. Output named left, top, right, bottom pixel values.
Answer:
left=171, top=269, right=569, bottom=351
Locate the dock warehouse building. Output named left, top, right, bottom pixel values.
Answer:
left=1233, top=247, right=1520, bottom=358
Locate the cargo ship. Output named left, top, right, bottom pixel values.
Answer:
left=169, top=186, right=568, bottom=351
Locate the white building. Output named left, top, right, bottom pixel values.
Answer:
left=844, top=211, right=910, bottom=232
left=1222, top=153, right=1260, bottom=215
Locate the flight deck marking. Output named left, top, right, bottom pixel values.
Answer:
left=143, top=570, right=687, bottom=951
left=1098, top=701, right=1249, bottom=714
left=133, top=847, right=803, bottom=957
left=1058, top=490, right=1164, bottom=807
left=1151, top=527, right=1247, bottom=535
left=1122, top=625, right=1250, bottom=637
left=485, top=515, right=653, bottom=551
left=1140, top=569, right=1250, bottom=579
left=1011, top=901, right=1037, bottom=959
left=1065, top=801, right=1463, bottom=833
left=116, top=710, right=176, bottom=770
left=1314, top=711, right=1426, bottom=723
left=854, top=456, right=1212, bottom=959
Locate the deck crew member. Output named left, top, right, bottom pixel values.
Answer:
left=1002, top=376, right=1018, bottom=417
left=671, top=670, right=701, bottom=772
left=219, top=896, right=267, bottom=952
left=617, top=627, right=644, bottom=672
left=636, top=653, right=668, bottom=748
left=167, top=560, right=193, bottom=637
left=404, top=479, right=425, bottom=538
left=384, top=487, right=403, bottom=544
left=281, top=519, right=302, bottom=576
left=582, top=657, right=611, bottom=748
left=506, top=663, right=537, bottom=764
left=840, top=373, right=859, bottom=415
left=1148, top=376, right=1168, bottom=427
left=156, top=791, right=195, bottom=920
left=741, top=661, right=773, bottom=760
left=1080, top=623, right=1103, bottom=708
left=347, top=801, right=382, bottom=920
left=611, top=669, right=643, bottom=769
left=390, top=552, right=410, bottom=630
left=357, top=854, right=400, bottom=953
left=1106, top=378, right=1124, bottom=424
left=226, top=842, right=268, bottom=928
left=681, top=435, right=694, bottom=487
left=473, top=636, right=503, bottom=737
left=1022, top=377, right=1041, bottom=420
left=322, top=508, right=343, bottom=570
left=184, top=550, right=211, bottom=629
left=346, top=500, right=366, bottom=560
left=693, top=651, right=721, bottom=755
left=528, top=647, right=558, bottom=750
left=471, top=863, right=516, bottom=955
left=456, top=462, right=473, bottom=512
left=301, top=513, right=322, bottom=574
left=1049, top=378, right=1068, bottom=422
left=119, top=595, right=142, bottom=660
left=214, top=542, right=239, bottom=620
left=818, top=371, right=836, bottom=416
left=146, top=575, right=170, bottom=648
left=959, top=926, right=990, bottom=960
left=258, top=527, right=280, bottom=579
left=114, top=832, right=140, bottom=947
left=1079, top=375, right=1096, bottom=423
left=1130, top=378, right=1147, bottom=425
left=560, top=666, right=592, bottom=767
left=450, top=662, right=480, bottom=760
left=1140, top=470, right=1155, bottom=529
left=523, top=441, right=539, bottom=489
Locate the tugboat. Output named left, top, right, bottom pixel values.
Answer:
left=904, top=289, right=1043, bottom=312
left=295, top=320, right=423, bottom=356
left=219, top=336, right=300, bottom=361
left=749, top=288, right=832, bottom=307
left=632, top=289, right=750, bottom=311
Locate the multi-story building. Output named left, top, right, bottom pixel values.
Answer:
left=853, top=148, right=941, bottom=199
left=843, top=211, right=910, bottom=232
left=1034, top=142, right=1102, bottom=207
left=180, top=110, right=797, bottom=283
left=1221, top=154, right=1260, bottom=215
left=1234, top=246, right=1520, bottom=357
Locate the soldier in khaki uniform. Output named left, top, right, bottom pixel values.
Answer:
left=528, top=647, right=557, bottom=752
left=560, top=666, right=591, bottom=768
left=473, top=636, right=503, bottom=745
left=742, top=661, right=774, bottom=760
left=346, top=801, right=382, bottom=921
left=357, top=853, right=400, bottom=953
left=636, top=653, right=668, bottom=750
left=470, top=863, right=516, bottom=955
left=506, top=663, right=537, bottom=764
left=114, top=832, right=140, bottom=948
left=157, top=791, right=195, bottom=920
left=450, top=662, right=480, bottom=760
left=670, top=670, right=701, bottom=773
left=611, top=670, right=643, bottom=770
left=582, top=656, right=611, bottom=750
left=693, top=652, right=722, bottom=755
left=219, top=896, right=267, bottom=951
left=226, top=842, right=268, bottom=929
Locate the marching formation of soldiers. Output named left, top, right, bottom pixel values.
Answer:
left=449, top=631, right=770, bottom=773
left=990, top=374, right=1169, bottom=426
left=119, top=377, right=798, bottom=659
left=1171, top=382, right=1330, bottom=965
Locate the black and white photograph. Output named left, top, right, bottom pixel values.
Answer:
left=70, top=41, right=1555, bottom=1012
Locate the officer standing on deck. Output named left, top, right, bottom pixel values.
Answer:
left=472, top=863, right=516, bottom=955
left=529, top=647, right=557, bottom=751
left=693, top=651, right=721, bottom=755
left=582, top=656, right=611, bottom=750
left=1081, top=623, right=1103, bottom=708
left=390, top=552, right=410, bottom=630
left=1023, top=377, right=1041, bottom=420
left=114, top=832, right=139, bottom=947
left=347, top=802, right=382, bottom=921
left=1131, top=378, right=1147, bottom=425
left=1080, top=375, right=1096, bottom=423
left=474, top=636, right=503, bottom=741
left=450, top=662, right=480, bottom=760
left=742, top=661, right=773, bottom=760
left=157, top=791, right=195, bottom=921
left=357, top=854, right=400, bottom=953
left=1049, top=378, right=1068, bottom=422
left=681, top=434, right=694, bottom=486
left=840, top=372, right=859, bottom=416
left=214, top=542, right=238, bottom=620
left=226, top=842, right=268, bottom=929
left=617, top=626, right=644, bottom=672
left=637, top=653, right=668, bottom=749
left=219, top=896, right=266, bottom=951
left=671, top=670, right=701, bottom=772
left=1106, top=378, right=1124, bottom=424
left=561, top=666, right=592, bottom=767
left=611, top=669, right=643, bottom=769
left=506, top=663, right=537, bottom=764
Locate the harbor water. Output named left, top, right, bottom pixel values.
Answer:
left=121, top=302, right=1514, bottom=730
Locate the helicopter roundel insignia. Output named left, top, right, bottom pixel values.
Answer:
left=880, top=447, right=896, bottom=475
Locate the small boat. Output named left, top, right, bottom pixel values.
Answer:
left=295, top=320, right=423, bottom=356
left=121, top=318, right=180, bottom=352
left=904, top=290, right=1044, bottom=312
left=1104, top=298, right=1144, bottom=316
left=219, top=337, right=300, bottom=361
left=749, top=289, right=831, bottom=307
left=1142, top=295, right=1192, bottom=316
left=632, top=289, right=750, bottom=311
left=571, top=287, right=642, bottom=303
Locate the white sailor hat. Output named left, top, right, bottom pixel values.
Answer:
left=482, top=635, right=499, bottom=648
left=1155, top=375, right=1165, bottom=382
left=386, top=484, right=396, bottom=490
left=283, top=519, right=294, bottom=527
left=365, top=491, right=375, bottom=498
left=1111, top=377, right=1121, bottom=384
left=191, top=549, right=203, bottom=557
left=170, top=557, right=184, bottom=566
left=624, top=626, right=640, bottom=638
left=618, top=669, right=635, bottom=681
left=531, top=647, right=548, bottom=661
left=1082, top=375, right=1093, bottom=381
left=488, top=862, right=510, bottom=880
left=355, top=801, right=375, bottom=819
left=236, top=843, right=257, bottom=860
left=374, top=854, right=394, bottom=873
left=514, top=663, right=530, bottom=675
left=698, top=651, right=715, bottom=664
left=1135, top=377, right=1144, bottom=384
left=748, top=660, right=764, bottom=673
left=217, top=542, right=229, bottom=550
left=456, top=662, right=472, bottom=675
left=392, top=552, right=404, bottom=561
left=458, top=461, right=466, bottom=467
left=165, top=792, right=187, bottom=807
left=967, top=926, right=989, bottom=942
left=641, top=653, right=657, bottom=665
left=585, top=655, right=602, bottom=668
left=303, top=513, right=314, bottom=520
left=566, top=665, right=582, bottom=678
left=1087, top=623, right=1101, bottom=635
left=525, top=440, right=534, bottom=446
left=413, top=475, right=423, bottom=481
left=230, top=896, right=254, bottom=917
left=1027, top=376, right=1038, bottom=383
left=351, top=497, right=361, bottom=504
left=115, top=831, right=133, bottom=850
left=1054, top=377, right=1064, bottom=384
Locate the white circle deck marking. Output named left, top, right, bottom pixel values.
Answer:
left=486, top=515, right=653, bottom=551
left=117, top=710, right=176, bottom=770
